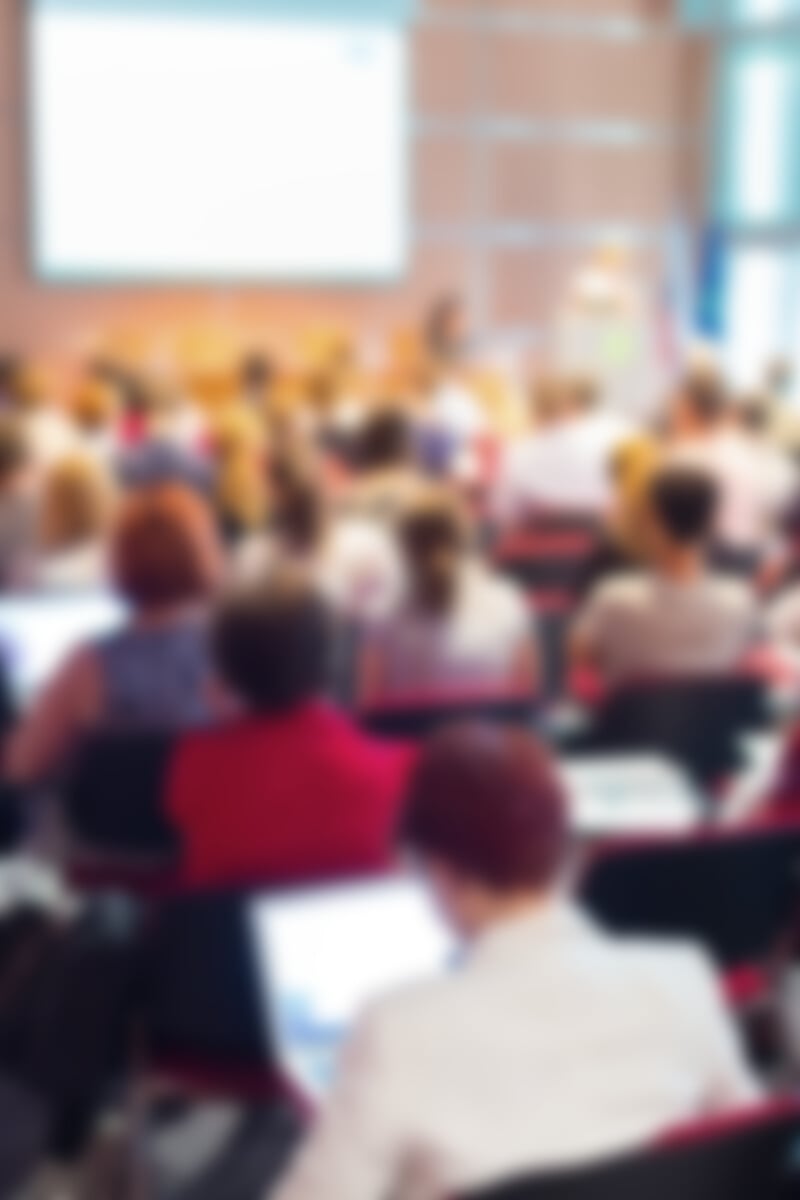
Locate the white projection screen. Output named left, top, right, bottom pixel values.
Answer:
left=27, top=0, right=410, bottom=282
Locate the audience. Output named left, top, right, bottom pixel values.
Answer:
left=572, top=464, right=759, bottom=683
left=7, top=485, right=224, bottom=784
left=274, top=726, right=759, bottom=1200
left=358, top=489, right=536, bottom=706
left=167, top=571, right=416, bottom=889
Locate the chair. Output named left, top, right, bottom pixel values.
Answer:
left=564, top=674, right=770, bottom=786
left=361, top=693, right=537, bottom=740
left=491, top=518, right=600, bottom=615
left=138, top=890, right=281, bottom=1099
left=580, top=822, right=800, bottom=992
left=63, top=731, right=180, bottom=889
left=465, top=1101, right=800, bottom=1199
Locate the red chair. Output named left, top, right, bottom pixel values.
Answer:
left=463, top=1100, right=800, bottom=1199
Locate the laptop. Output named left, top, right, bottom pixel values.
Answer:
left=0, top=592, right=128, bottom=709
left=559, top=754, right=702, bottom=836
left=249, top=876, right=456, bottom=1103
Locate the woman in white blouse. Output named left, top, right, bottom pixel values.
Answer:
left=358, top=489, right=537, bottom=707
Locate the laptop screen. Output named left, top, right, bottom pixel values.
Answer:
left=0, top=592, right=128, bottom=708
left=250, top=876, right=456, bottom=1102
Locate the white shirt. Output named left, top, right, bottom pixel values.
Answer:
left=363, top=561, right=533, bottom=700
left=671, top=432, right=797, bottom=554
left=273, top=901, right=759, bottom=1200
left=493, top=412, right=635, bottom=523
left=574, top=571, right=758, bottom=683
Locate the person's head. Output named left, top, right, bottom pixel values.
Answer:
left=737, top=392, right=771, bottom=436
left=401, top=725, right=570, bottom=939
left=240, top=351, right=276, bottom=398
left=212, top=570, right=330, bottom=712
left=71, top=378, right=119, bottom=434
left=424, top=293, right=469, bottom=362
left=530, top=375, right=568, bottom=428
left=39, top=455, right=115, bottom=553
left=563, top=374, right=599, bottom=417
left=400, top=489, right=469, bottom=615
left=645, top=464, right=718, bottom=563
left=672, top=370, right=729, bottom=437
left=355, top=408, right=413, bottom=473
left=0, top=417, right=29, bottom=494
left=111, top=484, right=222, bottom=612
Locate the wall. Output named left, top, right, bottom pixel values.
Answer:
left=0, top=0, right=709, bottom=364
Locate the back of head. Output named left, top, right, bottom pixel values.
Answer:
left=530, top=375, right=568, bottom=428
left=400, top=490, right=467, bottom=616
left=71, top=378, right=119, bottom=433
left=680, top=369, right=729, bottom=431
left=648, top=464, right=718, bottom=548
left=737, top=392, right=770, bottom=435
left=564, top=374, right=599, bottom=417
left=356, top=408, right=413, bottom=473
left=213, top=570, right=330, bottom=712
left=40, top=455, right=114, bottom=552
left=112, top=484, right=221, bottom=610
left=402, top=724, right=569, bottom=893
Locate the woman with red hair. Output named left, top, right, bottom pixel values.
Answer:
left=8, top=484, right=225, bottom=785
left=275, top=726, right=759, bottom=1200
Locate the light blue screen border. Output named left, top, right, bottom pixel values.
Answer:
left=25, top=0, right=413, bottom=288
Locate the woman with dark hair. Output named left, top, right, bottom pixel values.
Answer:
left=274, top=725, right=759, bottom=1200
left=358, top=489, right=536, bottom=706
left=344, top=408, right=427, bottom=523
left=166, top=570, right=415, bottom=890
left=7, top=485, right=225, bottom=784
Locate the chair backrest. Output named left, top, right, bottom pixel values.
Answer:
left=492, top=520, right=600, bottom=597
left=64, top=731, right=179, bottom=859
left=580, top=823, right=800, bottom=972
left=575, top=674, right=769, bottom=785
left=465, top=1103, right=800, bottom=1200
left=139, top=889, right=270, bottom=1072
left=361, top=694, right=537, bottom=740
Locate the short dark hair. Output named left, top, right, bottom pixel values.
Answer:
left=212, top=571, right=331, bottom=712
left=649, top=464, right=718, bottom=545
left=401, top=725, right=569, bottom=891
left=682, top=371, right=728, bottom=425
left=356, top=409, right=413, bottom=471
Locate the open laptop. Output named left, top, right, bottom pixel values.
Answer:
left=559, top=754, right=703, bottom=836
left=249, top=876, right=457, bottom=1104
left=0, top=592, right=128, bottom=709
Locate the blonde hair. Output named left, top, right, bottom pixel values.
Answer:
left=209, top=405, right=268, bottom=532
left=40, top=456, right=115, bottom=552
left=71, top=379, right=119, bottom=433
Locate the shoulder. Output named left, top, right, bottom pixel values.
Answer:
left=707, top=575, right=757, bottom=613
left=584, top=572, right=652, bottom=612
left=611, top=938, right=723, bottom=1017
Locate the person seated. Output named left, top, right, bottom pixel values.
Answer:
left=236, top=456, right=403, bottom=623
left=343, top=408, right=428, bottom=523
left=492, top=375, right=633, bottom=524
left=7, top=485, right=225, bottom=785
left=0, top=417, right=37, bottom=589
left=33, top=455, right=116, bottom=591
left=667, top=370, right=796, bottom=571
left=167, top=572, right=416, bottom=890
left=358, top=489, right=536, bottom=707
left=571, top=464, right=759, bottom=685
left=274, top=726, right=760, bottom=1200
left=69, top=377, right=121, bottom=467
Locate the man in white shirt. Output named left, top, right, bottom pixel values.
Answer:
left=492, top=377, right=635, bottom=524
left=273, top=727, right=759, bottom=1200
left=571, top=463, right=758, bottom=683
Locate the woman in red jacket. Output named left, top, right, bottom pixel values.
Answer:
left=168, top=569, right=415, bottom=890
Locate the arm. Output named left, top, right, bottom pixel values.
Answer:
left=5, top=649, right=102, bottom=786
left=272, top=1014, right=404, bottom=1200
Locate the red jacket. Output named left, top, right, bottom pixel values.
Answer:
left=167, top=701, right=416, bottom=890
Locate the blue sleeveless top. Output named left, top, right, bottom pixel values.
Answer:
left=94, top=618, right=216, bottom=731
